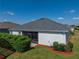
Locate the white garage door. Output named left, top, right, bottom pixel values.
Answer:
left=38, top=32, right=66, bottom=46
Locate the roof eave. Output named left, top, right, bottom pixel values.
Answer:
left=9, top=29, right=69, bottom=32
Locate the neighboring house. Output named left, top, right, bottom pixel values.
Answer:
left=0, top=22, right=20, bottom=33
left=9, top=18, right=70, bottom=46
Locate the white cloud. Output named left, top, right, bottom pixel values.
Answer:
left=3, top=19, right=8, bottom=22
left=72, top=17, right=79, bottom=20
left=57, top=17, right=64, bottom=20
left=3, top=11, right=15, bottom=16
left=7, top=11, right=14, bottom=15
left=69, top=10, right=76, bottom=13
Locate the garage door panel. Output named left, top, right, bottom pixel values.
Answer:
left=38, top=32, right=66, bottom=46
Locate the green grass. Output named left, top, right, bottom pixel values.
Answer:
left=7, top=31, right=79, bottom=59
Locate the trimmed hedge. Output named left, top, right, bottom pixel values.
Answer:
left=0, top=33, right=31, bottom=52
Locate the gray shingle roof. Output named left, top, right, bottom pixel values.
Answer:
left=10, top=18, right=70, bottom=32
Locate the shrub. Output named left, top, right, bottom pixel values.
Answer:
left=0, top=33, right=31, bottom=52
left=53, top=41, right=73, bottom=52
left=65, top=41, right=73, bottom=52
left=0, top=38, right=14, bottom=50
left=70, top=31, right=74, bottom=35
left=53, top=42, right=59, bottom=50
left=12, top=36, right=31, bottom=52
left=57, top=43, right=65, bottom=51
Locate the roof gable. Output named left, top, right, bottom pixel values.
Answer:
left=15, top=18, right=70, bottom=31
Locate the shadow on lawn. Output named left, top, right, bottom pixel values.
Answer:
left=0, top=39, right=16, bottom=59
left=0, top=50, right=15, bottom=59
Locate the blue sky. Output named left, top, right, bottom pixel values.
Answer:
left=0, top=0, right=79, bottom=25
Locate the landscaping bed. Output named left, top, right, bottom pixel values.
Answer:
left=34, top=44, right=73, bottom=56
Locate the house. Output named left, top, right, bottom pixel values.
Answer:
left=0, top=22, right=20, bottom=33
left=9, top=18, right=70, bottom=46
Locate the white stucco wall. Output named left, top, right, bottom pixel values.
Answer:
left=38, top=32, right=67, bottom=46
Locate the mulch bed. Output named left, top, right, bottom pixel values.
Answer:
left=33, top=44, right=73, bottom=56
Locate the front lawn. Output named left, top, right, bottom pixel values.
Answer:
left=7, top=31, right=79, bottom=59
